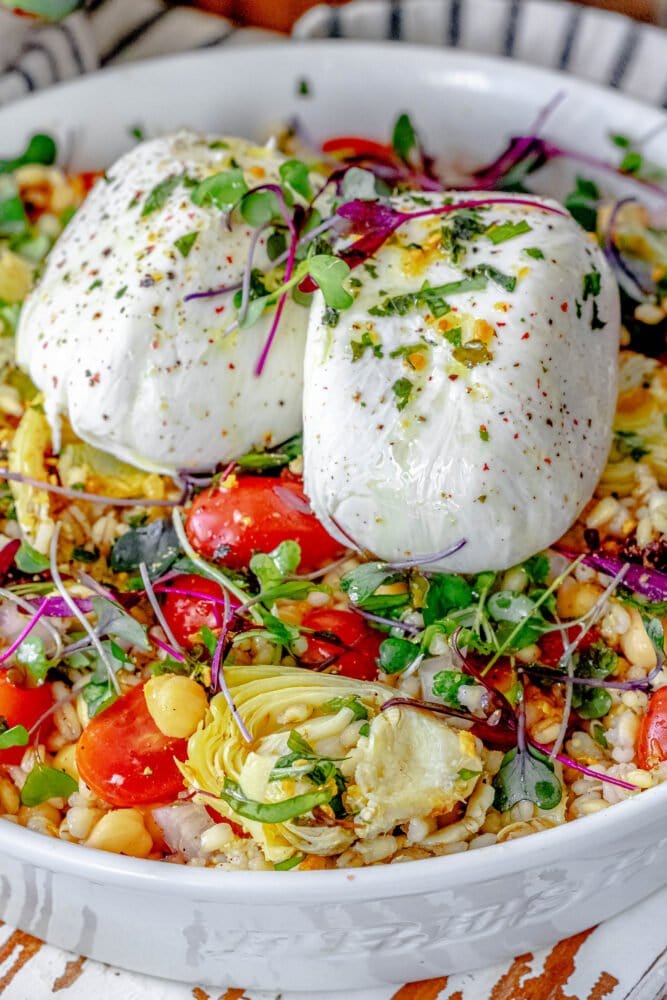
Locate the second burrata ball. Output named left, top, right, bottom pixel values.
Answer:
left=303, top=192, right=620, bottom=573
left=16, top=131, right=311, bottom=473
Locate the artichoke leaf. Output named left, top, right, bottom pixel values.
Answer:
left=7, top=401, right=54, bottom=553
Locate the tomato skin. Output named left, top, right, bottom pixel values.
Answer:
left=322, top=136, right=394, bottom=158
left=0, top=675, right=54, bottom=765
left=161, top=574, right=224, bottom=649
left=300, top=608, right=382, bottom=681
left=76, top=684, right=188, bottom=807
left=637, top=687, right=667, bottom=769
left=537, top=626, right=600, bottom=667
left=185, top=476, right=344, bottom=573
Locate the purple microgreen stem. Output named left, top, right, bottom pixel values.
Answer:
left=152, top=634, right=187, bottom=662
left=384, top=538, right=466, bottom=570
left=49, top=525, right=119, bottom=693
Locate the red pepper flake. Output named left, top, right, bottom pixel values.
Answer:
left=448, top=374, right=458, bottom=381
left=482, top=463, right=490, bottom=471
left=152, top=339, right=159, bottom=349
left=521, top=332, right=530, bottom=340
left=215, top=305, right=225, bottom=314
left=560, top=302, right=568, bottom=312
left=514, top=433, right=519, bottom=439
left=226, top=255, right=233, bottom=264
left=545, top=457, right=552, bottom=464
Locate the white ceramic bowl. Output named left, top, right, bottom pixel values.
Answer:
left=1, top=41, right=667, bottom=991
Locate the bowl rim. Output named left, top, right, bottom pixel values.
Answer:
left=1, top=778, right=665, bottom=901
left=1, top=38, right=666, bottom=903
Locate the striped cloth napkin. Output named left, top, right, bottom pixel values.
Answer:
left=294, top=0, right=667, bottom=105
left=0, top=0, right=275, bottom=107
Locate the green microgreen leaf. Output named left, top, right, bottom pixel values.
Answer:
left=250, top=540, right=301, bottom=591
left=191, top=169, right=248, bottom=210
left=21, top=764, right=77, bottom=806
left=321, top=696, right=369, bottom=721
left=81, top=679, right=118, bottom=718
left=15, top=541, right=49, bottom=574
left=16, top=634, right=49, bottom=682
left=0, top=723, right=29, bottom=750
left=279, top=160, right=312, bottom=200
left=493, top=744, right=562, bottom=812
left=307, top=255, right=353, bottom=309
left=392, top=377, right=413, bottom=412
left=0, top=133, right=57, bottom=174
left=392, top=113, right=417, bottom=162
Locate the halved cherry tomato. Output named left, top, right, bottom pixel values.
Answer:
left=537, top=626, right=600, bottom=667
left=161, top=573, right=224, bottom=649
left=0, top=675, right=54, bottom=765
left=637, top=687, right=667, bottom=769
left=76, top=684, right=188, bottom=807
left=322, top=136, right=394, bottom=159
left=300, top=608, right=382, bottom=681
left=185, top=475, right=344, bottom=573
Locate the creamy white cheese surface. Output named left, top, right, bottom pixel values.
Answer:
left=303, top=193, right=620, bottom=573
left=16, top=131, right=310, bottom=473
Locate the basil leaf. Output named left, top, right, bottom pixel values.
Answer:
left=341, top=562, right=397, bottom=606
left=0, top=724, right=29, bottom=750
left=322, top=696, right=368, bottom=721
left=432, top=669, right=476, bottom=708
left=250, top=540, right=301, bottom=590
left=110, top=518, right=180, bottom=579
left=21, top=764, right=77, bottom=806
left=423, top=574, right=473, bottom=625
left=220, top=778, right=331, bottom=823
left=0, top=133, right=57, bottom=174
left=191, top=169, right=248, bottom=210
left=15, top=541, right=49, bottom=574
left=378, top=636, right=418, bottom=674
left=236, top=433, right=302, bottom=471
left=274, top=854, right=304, bottom=870
left=16, top=635, right=49, bottom=681
left=81, top=679, right=117, bottom=718
left=493, top=745, right=562, bottom=812
left=141, top=175, right=180, bottom=217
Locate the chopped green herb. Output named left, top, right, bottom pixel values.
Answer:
left=115, top=286, right=127, bottom=299
left=458, top=768, right=481, bottom=781
left=486, top=219, right=532, bottom=245
left=442, top=326, right=462, bottom=347
left=297, top=78, right=311, bottom=96
left=432, top=669, right=475, bottom=708
left=582, top=269, right=602, bottom=300
left=72, top=546, right=99, bottom=563
left=479, top=425, right=489, bottom=442
left=359, top=722, right=371, bottom=737
left=351, top=331, right=383, bottom=361
left=466, top=264, right=516, bottom=292
left=392, top=377, right=414, bottom=412
left=129, top=126, right=145, bottom=141
left=523, top=247, right=544, bottom=260
left=174, top=232, right=199, bottom=258
left=322, top=306, right=340, bottom=327
left=564, top=177, right=600, bottom=233
left=275, top=854, right=304, bottom=870
left=141, top=175, right=180, bottom=217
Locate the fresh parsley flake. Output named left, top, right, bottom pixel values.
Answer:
left=392, top=377, right=413, bottom=412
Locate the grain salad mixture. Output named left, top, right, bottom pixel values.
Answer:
left=0, top=111, right=666, bottom=872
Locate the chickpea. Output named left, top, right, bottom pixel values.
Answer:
left=556, top=578, right=603, bottom=620
left=85, top=808, right=152, bottom=858
left=143, top=675, right=208, bottom=739
left=620, top=609, right=657, bottom=670
left=52, top=744, right=79, bottom=783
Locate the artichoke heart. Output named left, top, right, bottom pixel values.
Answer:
left=183, top=664, right=484, bottom=863
left=8, top=401, right=54, bottom=553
